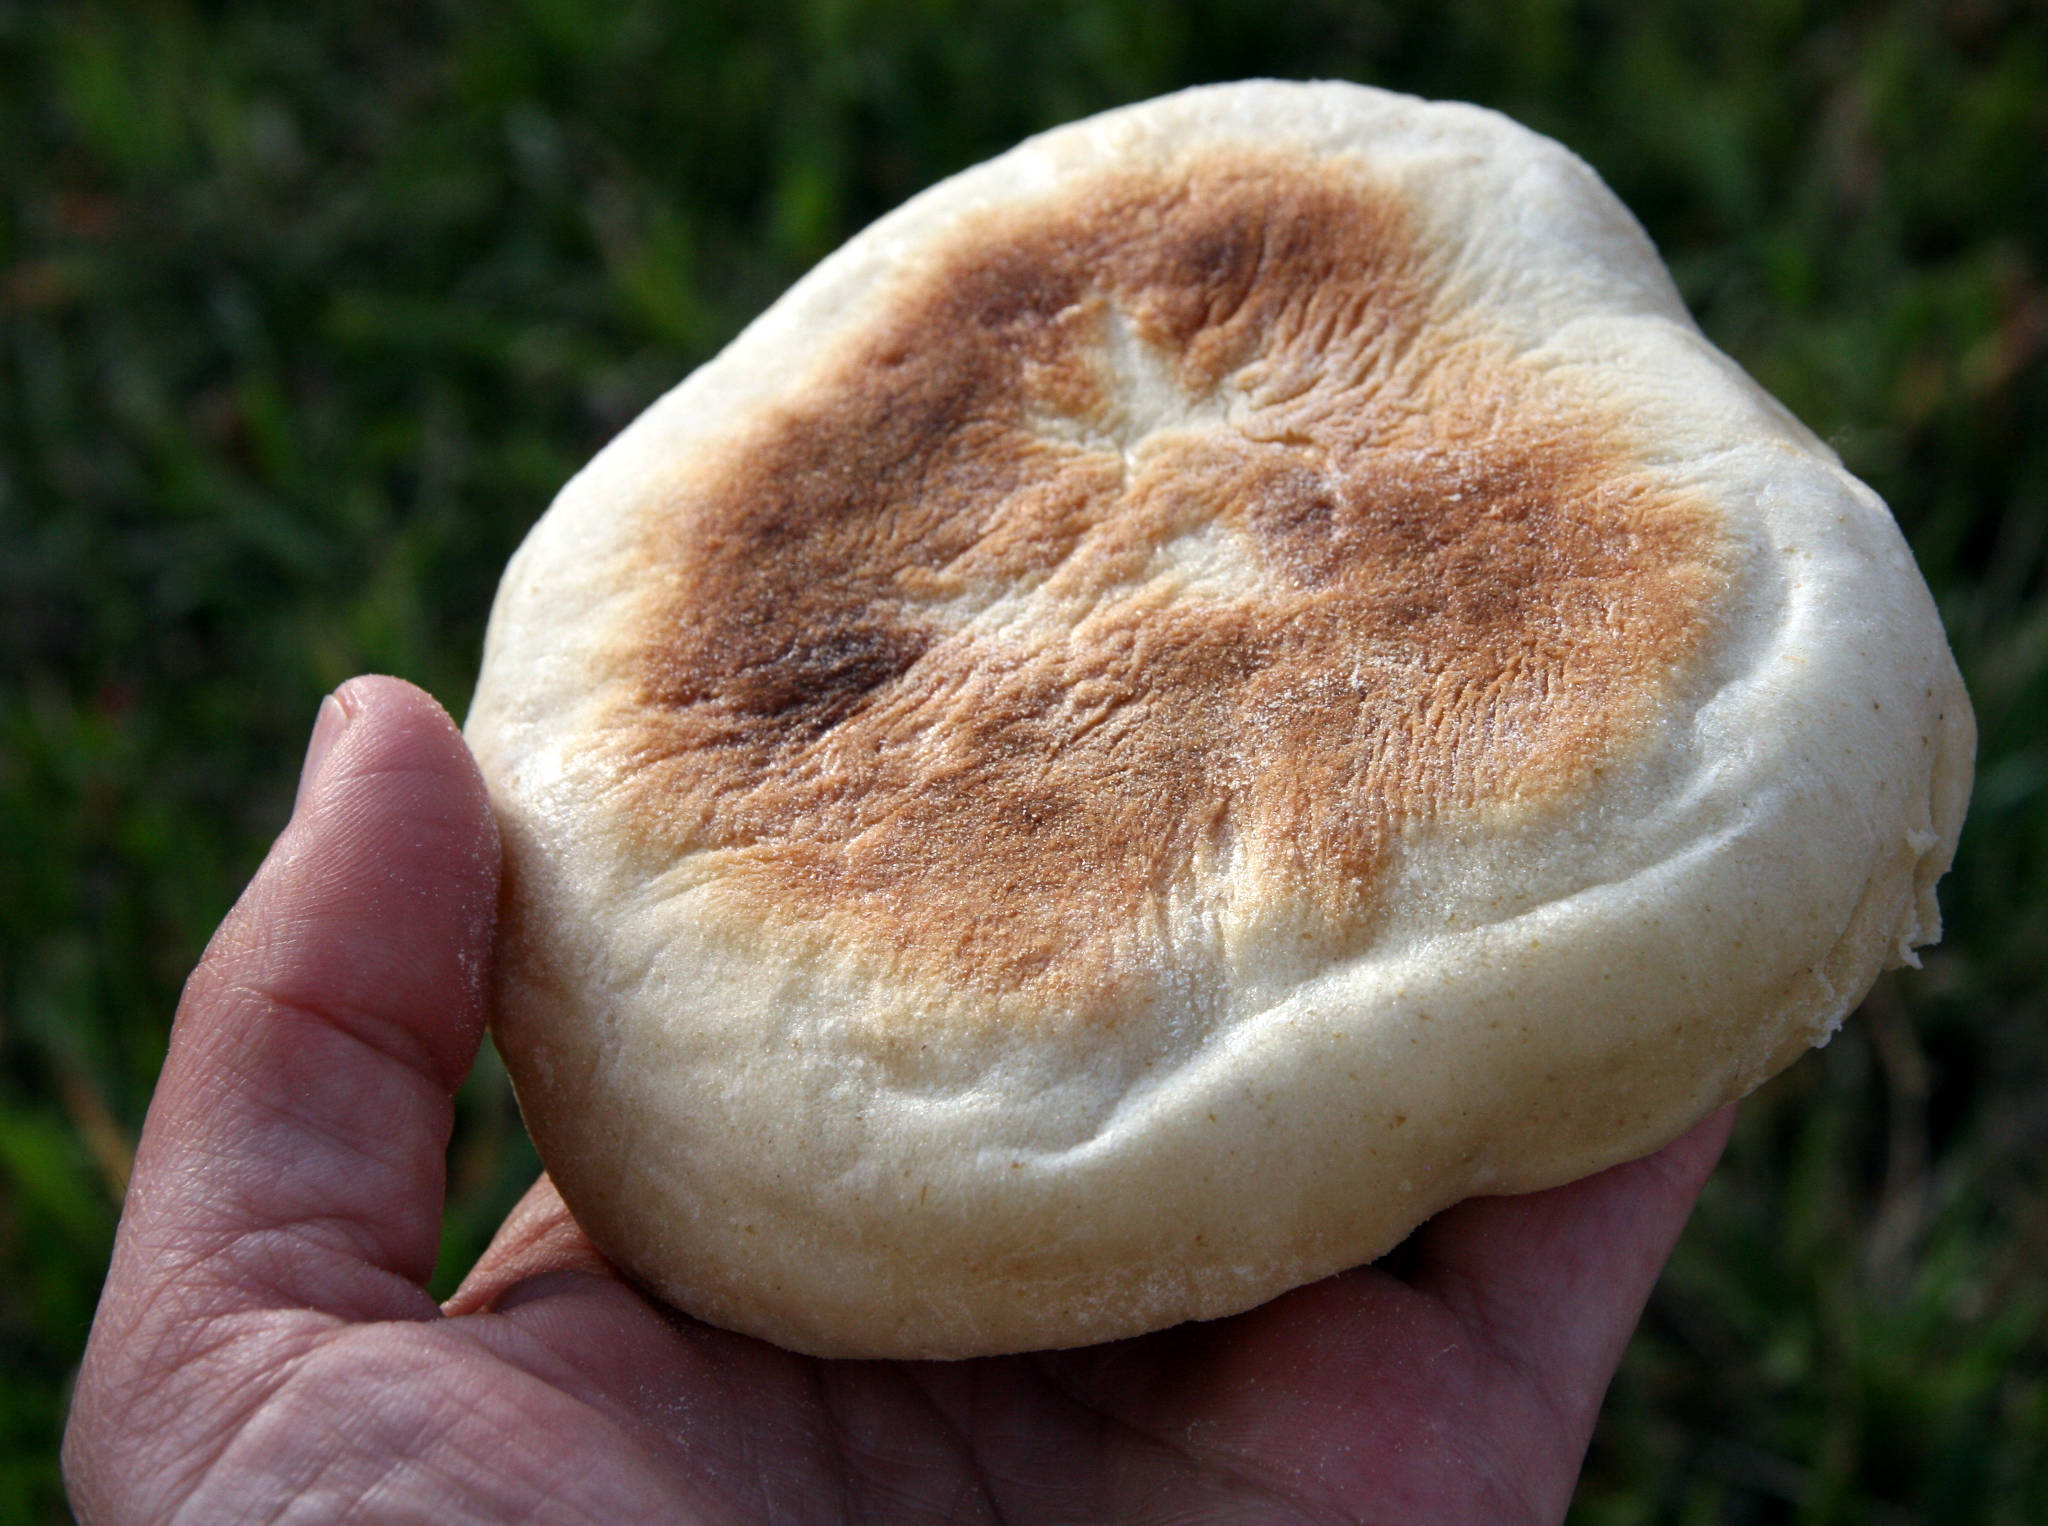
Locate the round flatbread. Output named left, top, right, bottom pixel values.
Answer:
left=466, top=80, right=1972, bottom=1358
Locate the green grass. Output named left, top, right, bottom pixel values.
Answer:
left=3, top=2, right=2044, bottom=1521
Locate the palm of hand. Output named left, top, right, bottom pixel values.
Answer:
left=64, top=679, right=1728, bottom=1526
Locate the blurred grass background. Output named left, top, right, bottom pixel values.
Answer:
left=1, top=0, right=2043, bottom=1520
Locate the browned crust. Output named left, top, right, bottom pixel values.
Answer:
left=602, top=150, right=1730, bottom=1014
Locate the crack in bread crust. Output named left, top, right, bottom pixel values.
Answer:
left=611, top=151, right=1731, bottom=1012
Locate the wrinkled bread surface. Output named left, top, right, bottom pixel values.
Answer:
left=468, top=81, right=1973, bottom=1358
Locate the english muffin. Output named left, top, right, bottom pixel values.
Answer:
left=466, top=81, right=1973, bottom=1358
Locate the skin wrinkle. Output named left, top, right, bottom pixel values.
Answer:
left=174, top=1332, right=559, bottom=1526
left=815, top=1367, right=996, bottom=1526
left=1366, top=1282, right=1576, bottom=1520
left=613, top=150, right=1729, bottom=1018
left=121, top=1316, right=336, bottom=1526
left=1011, top=1354, right=1353, bottom=1526
left=799, top=1362, right=862, bottom=1526
left=205, top=1012, right=452, bottom=1205
left=142, top=1115, right=441, bottom=1317
left=457, top=1295, right=716, bottom=1482
left=214, top=981, right=453, bottom=1099
left=891, top=1370, right=1010, bottom=1526
left=205, top=1223, right=436, bottom=1324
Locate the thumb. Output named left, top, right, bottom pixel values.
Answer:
left=93, top=676, right=501, bottom=1337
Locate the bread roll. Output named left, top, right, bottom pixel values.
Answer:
left=466, top=81, right=1973, bottom=1358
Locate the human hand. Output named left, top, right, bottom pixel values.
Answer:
left=64, top=675, right=1733, bottom=1524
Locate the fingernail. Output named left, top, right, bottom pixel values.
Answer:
left=294, top=690, right=355, bottom=816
